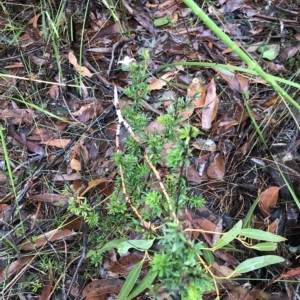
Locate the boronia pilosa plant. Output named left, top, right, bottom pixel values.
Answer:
left=84, top=49, right=287, bottom=300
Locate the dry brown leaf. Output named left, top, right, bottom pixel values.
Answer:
left=69, top=144, right=89, bottom=172
left=207, top=152, right=225, bottom=179
left=236, top=74, right=249, bottom=93
left=0, top=256, right=34, bottom=283
left=178, top=107, right=195, bottom=121
left=80, top=178, right=111, bottom=197
left=281, top=266, right=300, bottom=278
left=214, top=68, right=249, bottom=92
left=29, top=193, right=67, bottom=206
left=252, top=215, right=265, bottom=230
left=197, top=154, right=210, bottom=180
left=53, top=173, right=81, bottom=181
left=0, top=174, right=7, bottom=182
left=225, top=286, right=258, bottom=300
left=68, top=51, right=93, bottom=77
left=268, top=218, right=279, bottom=234
left=40, top=139, right=71, bottom=148
left=72, top=103, right=103, bottom=123
left=212, top=218, right=223, bottom=246
left=70, top=158, right=81, bottom=172
left=108, top=252, right=145, bottom=275
left=48, top=85, right=60, bottom=100
left=194, top=217, right=217, bottom=232
left=218, top=119, right=239, bottom=130
left=4, top=62, right=24, bottom=69
left=202, top=78, right=218, bottom=130
left=28, top=128, right=52, bottom=141
left=82, top=279, right=124, bottom=298
left=0, top=204, right=9, bottom=212
left=149, top=71, right=175, bottom=91
left=0, top=109, right=35, bottom=124
left=263, top=95, right=280, bottom=107
left=61, top=216, right=84, bottom=231
left=38, top=270, right=53, bottom=300
left=186, top=165, right=203, bottom=184
left=28, top=13, right=41, bottom=28
left=192, top=138, right=217, bottom=152
left=70, top=144, right=89, bottom=161
left=19, top=229, right=76, bottom=250
left=187, top=78, right=206, bottom=107
left=211, top=262, right=237, bottom=277
left=258, top=187, right=279, bottom=217
left=8, top=124, right=44, bottom=155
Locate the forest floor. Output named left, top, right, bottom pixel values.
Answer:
left=1, top=0, right=300, bottom=299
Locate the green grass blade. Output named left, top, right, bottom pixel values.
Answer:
left=116, top=259, right=144, bottom=300
left=243, top=195, right=261, bottom=229
left=127, top=270, right=157, bottom=300
left=0, top=126, right=25, bottom=234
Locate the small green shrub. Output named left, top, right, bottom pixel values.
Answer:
left=87, top=52, right=285, bottom=299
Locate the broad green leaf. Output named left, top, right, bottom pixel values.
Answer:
left=261, top=44, right=280, bottom=60
left=202, top=245, right=214, bottom=265
left=250, top=242, right=277, bottom=251
left=213, top=220, right=242, bottom=250
left=154, top=17, right=169, bottom=26
left=127, top=270, right=157, bottom=300
left=116, top=260, right=144, bottom=300
left=117, top=240, right=154, bottom=256
left=86, top=239, right=126, bottom=258
left=240, top=228, right=286, bottom=242
left=234, top=255, right=284, bottom=274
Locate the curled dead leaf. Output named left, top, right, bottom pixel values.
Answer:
left=18, top=229, right=77, bottom=250
left=258, top=187, right=279, bottom=218
left=207, top=152, right=225, bottom=179
left=0, top=256, right=34, bottom=283
left=68, top=51, right=93, bottom=77
left=29, top=193, right=67, bottom=206
left=202, top=78, right=219, bottom=130
left=192, top=138, right=217, bottom=152
left=108, top=251, right=146, bottom=275
left=72, top=103, right=103, bottom=123
left=40, top=139, right=71, bottom=148
left=187, top=78, right=206, bottom=107
left=82, top=279, right=124, bottom=298
left=0, top=109, right=35, bottom=124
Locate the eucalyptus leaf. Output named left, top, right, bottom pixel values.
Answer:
left=234, top=255, right=284, bottom=274
left=240, top=228, right=286, bottom=242
left=213, top=220, right=242, bottom=250
left=116, top=260, right=144, bottom=300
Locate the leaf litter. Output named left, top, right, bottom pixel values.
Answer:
left=0, top=0, right=300, bottom=299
